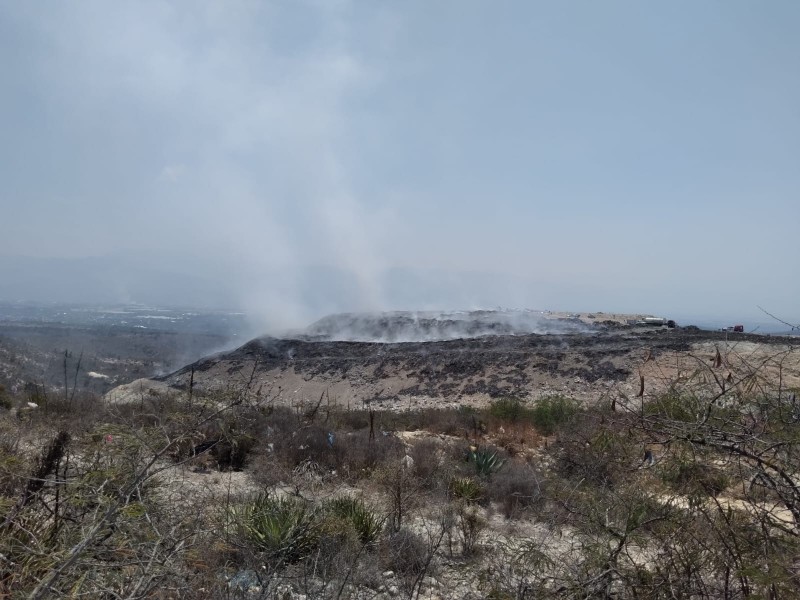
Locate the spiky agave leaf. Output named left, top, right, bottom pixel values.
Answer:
left=231, top=493, right=319, bottom=563
left=469, top=447, right=505, bottom=478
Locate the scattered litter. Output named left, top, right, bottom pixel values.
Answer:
left=228, top=569, right=261, bottom=594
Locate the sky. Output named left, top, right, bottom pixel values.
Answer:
left=0, top=1, right=798, bottom=331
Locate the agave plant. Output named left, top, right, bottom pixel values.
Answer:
left=469, top=446, right=505, bottom=478
left=230, top=493, right=319, bottom=563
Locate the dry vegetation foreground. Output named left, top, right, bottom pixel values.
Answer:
left=1, top=330, right=800, bottom=598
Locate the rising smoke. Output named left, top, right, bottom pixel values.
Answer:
left=296, top=309, right=593, bottom=343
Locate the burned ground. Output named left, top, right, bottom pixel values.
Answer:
left=151, top=327, right=795, bottom=409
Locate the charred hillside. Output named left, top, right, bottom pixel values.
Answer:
left=146, top=326, right=777, bottom=409
left=300, top=310, right=595, bottom=342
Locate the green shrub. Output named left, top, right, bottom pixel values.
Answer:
left=662, top=460, right=729, bottom=498
left=322, top=496, right=382, bottom=545
left=644, top=391, right=698, bottom=422
left=230, top=493, right=319, bottom=563
left=530, top=395, right=577, bottom=435
left=488, top=396, right=577, bottom=435
left=488, top=397, right=528, bottom=422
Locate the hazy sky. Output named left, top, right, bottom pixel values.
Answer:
left=1, top=1, right=798, bottom=328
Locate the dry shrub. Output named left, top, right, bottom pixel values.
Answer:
left=310, top=530, right=363, bottom=591
left=423, top=407, right=478, bottom=436
left=336, top=431, right=405, bottom=477
left=249, top=451, right=291, bottom=488
left=661, top=459, right=729, bottom=498
left=378, top=407, right=476, bottom=437
left=0, top=385, right=11, bottom=410
left=111, top=393, right=188, bottom=427
left=164, top=417, right=259, bottom=471
left=25, top=391, right=104, bottom=432
left=486, top=460, right=545, bottom=519
left=275, top=423, right=330, bottom=468
left=379, top=528, right=428, bottom=576
left=329, top=408, right=371, bottom=431
left=551, top=410, right=636, bottom=489
left=211, top=433, right=256, bottom=470
left=181, top=538, right=245, bottom=596
left=493, top=421, right=541, bottom=454
left=0, top=433, right=27, bottom=497
left=453, top=502, right=485, bottom=556
left=276, top=425, right=404, bottom=480
left=410, top=438, right=444, bottom=483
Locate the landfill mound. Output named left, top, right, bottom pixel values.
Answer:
left=115, top=312, right=799, bottom=410
left=300, top=310, right=593, bottom=342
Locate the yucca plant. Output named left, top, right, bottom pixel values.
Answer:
left=469, top=446, right=505, bottom=478
left=449, top=476, right=484, bottom=503
left=322, top=496, right=382, bottom=545
left=230, top=493, right=319, bottom=563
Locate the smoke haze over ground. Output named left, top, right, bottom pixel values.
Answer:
left=1, top=1, right=798, bottom=329
left=300, top=310, right=594, bottom=343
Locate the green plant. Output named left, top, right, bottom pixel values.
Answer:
left=230, top=493, right=319, bottom=563
left=488, top=397, right=528, bottom=422
left=530, top=395, right=577, bottom=435
left=0, top=435, right=26, bottom=496
left=469, top=446, right=505, bottom=478
left=644, top=391, right=698, bottom=422
left=449, top=476, right=484, bottom=503
left=322, top=496, right=382, bottom=545
left=662, top=459, right=729, bottom=498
